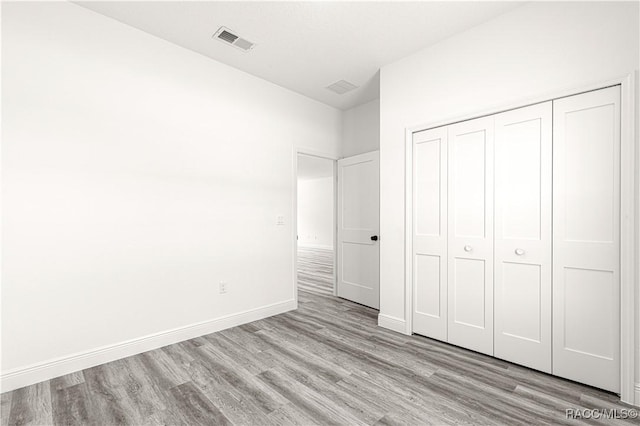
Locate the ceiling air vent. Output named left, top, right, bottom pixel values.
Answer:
left=326, top=80, right=358, bottom=95
left=213, top=27, right=255, bottom=52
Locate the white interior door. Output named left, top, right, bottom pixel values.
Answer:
left=552, top=86, right=621, bottom=393
left=337, top=151, right=380, bottom=309
left=412, top=127, right=448, bottom=341
left=447, top=116, right=494, bottom=356
left=494, top=102, right=552, bottom=373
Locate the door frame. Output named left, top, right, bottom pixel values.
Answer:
left=403, top=72, right=637, bottom=404
left=293, top=147, right=338, bottom=307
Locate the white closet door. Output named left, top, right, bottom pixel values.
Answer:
left=494, top=102, right=552, bottom=372
left=447, top=116, right=494, bottom=355
left=412, top=127, right=448, bottom=341
left=553, top=86, right=621, bottom=393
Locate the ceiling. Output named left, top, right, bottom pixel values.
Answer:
left=298, top=154, right=333, bottom=180
left=76, top=1, right=523, bottom=110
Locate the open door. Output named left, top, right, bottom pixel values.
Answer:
left=337, top=151, right=380, bottom=309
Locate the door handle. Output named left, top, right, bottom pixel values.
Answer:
left=370, top=235, right=379, bottom=241
left=515, top=248, right=525, bottom=256
left=464, top=245, right=473, bottom=252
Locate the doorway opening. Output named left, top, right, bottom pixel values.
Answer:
left=295, top=153, right=336, bottom=299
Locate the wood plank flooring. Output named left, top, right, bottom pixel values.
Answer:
left=2, top=289, right=636, bottom=425
left=297, top=246, right=333, bottom=296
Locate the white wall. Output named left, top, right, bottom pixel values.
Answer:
left=1, top=2, right=341, bottom=389
left=379, top=0, right=639, bottom=397
left=342, top=99, right=380, bottom=158
left=297, top=177, right=334, bottom=249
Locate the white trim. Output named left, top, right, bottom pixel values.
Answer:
left=293, top=147, right=339, bottom=303
left=297, top=243, right=333, bottom=250
left=619, top=73, right=637, bottom=406
left=378, top=313, right=409, bottom=335
left=405, top=74, right=631, bottom=134
left=635, top=383, right=640, bottom=406
left=332, top=158, right=338, bottom=298
left=404, top=127, right=414, bottom=337
left=0, top=299, right=295, bottom=393
left=403, top=72, right=637, bottom=405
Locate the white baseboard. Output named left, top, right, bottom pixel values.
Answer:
left=378, top=313, right=409, bottom=335
left=634, top=383, right=640, bottom=407
left=1, top=299, right=295, bottom=393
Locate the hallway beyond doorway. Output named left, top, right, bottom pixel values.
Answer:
left=297, top=246, right=333, bottom=296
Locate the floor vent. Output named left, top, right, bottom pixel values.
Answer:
left=213, top=27, right=255, bottom=52
left=326, top=80, right=358, bottom=95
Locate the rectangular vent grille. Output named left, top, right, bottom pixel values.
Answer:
left=213, top=27, right=255, bottom=52
left=218, top=30, right=238, bottom=44
left=326, top=80, right=358, bottom=95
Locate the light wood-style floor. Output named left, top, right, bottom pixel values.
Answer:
left=297, top=246, right=333, bottom=296
left=3, top=290, right=635, bottom=425
left=2, top=248, right=636, bottom=425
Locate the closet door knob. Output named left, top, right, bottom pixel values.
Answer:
left=515, top=248, right=525, bottom=256
left=464, top=245, right=473, bottom=252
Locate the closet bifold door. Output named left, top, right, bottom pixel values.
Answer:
left=412, top=127, right=448, bottom=341
left=494, top=102, right=552, bottom=373
left=553, top=86, right=621, bottom=393
left=447, top=116, right=494, bottom=356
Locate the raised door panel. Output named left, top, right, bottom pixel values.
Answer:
left=499, top=263, right=542, bottom=341
left=553, top=86, right=620, bottom=393
left=412, top=127, right=447, bottom=341
left=452, top=132, right=486, bottom=238
left=564, top=105, right=616, bottom=243
left=414, top=133, right=442, bottom=238
left=563, top=268, right=616, bottom=359
left=494, top=102, right=552, bottom=373
left=451, top=258, right=486, bottom=328
left=415, top=254, right=441, bottom=318
left=447, top=116, right=493, bottom=356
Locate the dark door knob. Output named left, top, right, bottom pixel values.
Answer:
left=370, top=235, right=378, bottom=241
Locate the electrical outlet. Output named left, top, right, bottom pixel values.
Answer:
left=219, top=281, right=228, bottom=294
